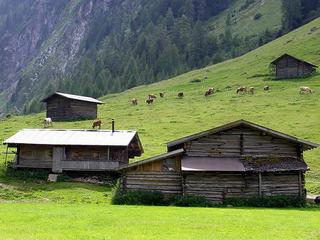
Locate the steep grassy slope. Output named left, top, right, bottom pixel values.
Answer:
left=1, top=18, right=320, bottom=193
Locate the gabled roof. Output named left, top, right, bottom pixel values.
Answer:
left=118, top=148, right=184, bottom=170
left=167, top=120, right=319, bottom=151
left=41, top=92, right=104, bottom=104
left=3, top=129, right=142, bottom=150
left=270, top=54, right=318, bottom=68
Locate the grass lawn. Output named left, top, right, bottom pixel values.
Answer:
left=0, top=204, right=319, bottom=240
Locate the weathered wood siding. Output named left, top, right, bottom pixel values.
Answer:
left=122, top=157, right=182, bottom=196
left=46, top=96, right=98, bottom=121
left=275, top=56, right=316, bottom=78
left=18, top=145, right=53, bottom=168
left=185, top=126, right=299, bottom=158
left=184, top=172, right=303, bottom=203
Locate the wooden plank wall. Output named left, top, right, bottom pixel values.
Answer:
left=19, top=145, right=53, bottom=168
left=184, top=172, right=303, bottom=203
left=123, top=171, right=182, bottom=196
left=276, top=56, right=315, bottom=78
left=46, top=96, right=98, bottom=121
left=185, top=126, right=299, bottom=158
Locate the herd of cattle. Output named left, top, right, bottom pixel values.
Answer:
left=43, top=85, right=312, bottom=129
left=129, top=86, right=313, bottom=105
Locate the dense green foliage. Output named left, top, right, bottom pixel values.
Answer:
left=224, top=195, right=307, bottom=208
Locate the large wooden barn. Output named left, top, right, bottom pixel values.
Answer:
left=119, top=120, right=319, bottom=203
left=3, top=129, right=143, bottom=173
left=41, top=92, right=104, bottom=121
left=270, top=54, right=317, bottom=78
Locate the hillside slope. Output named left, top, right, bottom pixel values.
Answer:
left=0, top=0, right=285, bottom=116
left=1, top=17, right=320, bottom=193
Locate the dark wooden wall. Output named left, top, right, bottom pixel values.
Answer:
left=185, top=126, right=299, bottom=158
left=18, top=145, right=53, bottom=168
left=46, top=96, right=98, bottom=121
left=121, top=157, right=183, bottom=197
left=275, top=56, right=315, bottom=78
left=183, top=171, right=304, bottom=203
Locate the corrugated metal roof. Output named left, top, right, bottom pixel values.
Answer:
left=182, top=157, right=245, bottom=172
left=3, top=129, right=137, bottom=147
left=41, top=92, right=104, bottom=104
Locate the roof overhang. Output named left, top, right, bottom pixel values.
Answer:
left=270, top=54, right=318, bottom=68
left=182, top=157, right=245, bottom=172
left=167, top=120, right=319, bottom=152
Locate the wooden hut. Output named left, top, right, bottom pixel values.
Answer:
left=119, top=120, right=319, bottom=203
left=41, top=92, right=104, bottom=121
left=3, top=129, right=143, bottom=173
left=270, top=54, right=317, bottom=78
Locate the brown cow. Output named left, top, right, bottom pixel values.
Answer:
left=236, top=86, right=247, bottom=94
left=300, top=86, right=312, bottom=93
left=264, top=86, right=270, bottom=91
left=149, top=94, right=157, bottom=99
left=178, top=92, right=184, bottom=98
left=92, top=120, right=102, bottom=129
left=208, top=87, right=214, bottom=93
left=145, top=99, right=153, bottom=104
left=159, top=92, right=165, bottom=98
left=131, top=98, right=138, bottom=105
left=249, top=87, right=254, bottom=94
left=44, top=118, right=53, bottom=128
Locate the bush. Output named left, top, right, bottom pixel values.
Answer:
left=168, top=195, right=216, bottom=207
left=4, top=168, right=49, bottom=181
left=111, top=182, right=166, bottom=205
left=254, top=13, right=262, bottom=20
left=224, top=195, right=306, bottom=208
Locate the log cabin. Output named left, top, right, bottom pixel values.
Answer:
left=3, top=129, right=143, bottom=173
left=119, top=120, right=319, bottom=203
left=270, top=54, right=317, bottom=78
left=41, top=92, right=104, bottom=121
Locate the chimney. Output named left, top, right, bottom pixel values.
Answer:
left=112, top=118, right=115, bottom=133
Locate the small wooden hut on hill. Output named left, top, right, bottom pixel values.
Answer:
left=41, top=92, right=104, bottom=121
left=119, top=120, right=319, bottom=203
left=270, top=54, right=317, bottom=78
left=3, top=129, right=143, bottom=173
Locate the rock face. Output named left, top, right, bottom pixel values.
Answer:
left=0, top=0, right=113, bottom=116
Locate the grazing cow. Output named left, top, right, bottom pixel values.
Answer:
left=249, top=87, right=254, bottom=94
left=300, top=86, right=312, bottom=93
left=178, top=92, right=184, bottom=98
left=208, top=88, right=214, bottom=93
left=205, top=90, right=211, bottom=96
left=159, top=92, right=165, bottom=98
left=92, top=120, right=102, bottom=129
left=145, top=99, right=153, bottom=104
left=131, top=98, right=138, bottom=105
left=205, top=88, right=214, bottom=97
left=264, top=86, right=270, bottom=91
left=149, top=94, right=157, bottom=99
left=44, top=118, right=53, bottom=128
left=236, top=86, right=247, bottom=94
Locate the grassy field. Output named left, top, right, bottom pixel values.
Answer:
left=0, top=204, right=319, bottom=240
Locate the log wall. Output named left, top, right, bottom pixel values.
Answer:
left=184, top=171, right=303, bottom=203
left=275, top=56, right=316, bottom=78
left=18, top=145, right=53, bottom=168
left=185, top=126, right=299, bottom=158
left=46, top=96, right=98, bottom=121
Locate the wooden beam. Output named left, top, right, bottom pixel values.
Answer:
left=298, top=171, right=302, bottom=197
left=258, top=173, right=262, bottom=196
left=240, top=133, right=244, bottom=155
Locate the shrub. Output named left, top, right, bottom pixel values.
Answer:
left=168, top=195, right=216, bottom=207
left=4, top=168, right=49, bottom=181
left=224, top=195, right=306, bottom=208
left=254, top=13, right=262, bottom=20
left=111, top=183, right=166, bottom=205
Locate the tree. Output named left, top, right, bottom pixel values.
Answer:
left=282, top=0, right=302, bottom=32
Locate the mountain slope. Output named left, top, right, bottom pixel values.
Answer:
left=1, top=17, right=320, bottom=193
left=0, top=0, right=287, bottom=116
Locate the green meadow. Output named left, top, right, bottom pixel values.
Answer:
left=0, top=16, right=319, bottom=240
